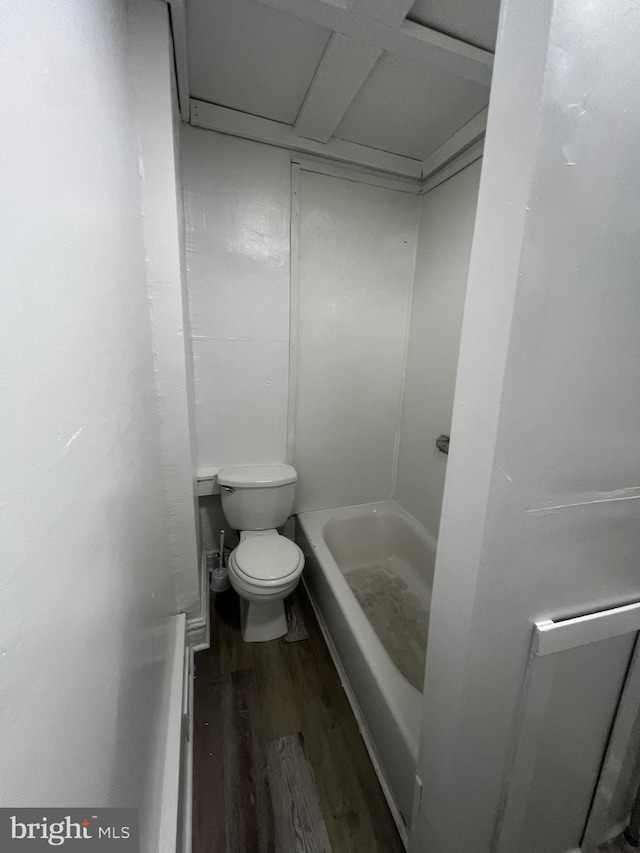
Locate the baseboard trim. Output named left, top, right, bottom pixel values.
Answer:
left=187, top=550, right=210, bottom=652
left=180, top=646, right=194, bottom=853
left=159, top=613, right=187, bottom=853
left=302, top=578, right=409, bottom=849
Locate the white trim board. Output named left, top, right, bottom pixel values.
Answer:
left=166, top=0, right=189, bottom=122
left=286, top=161, right=302, bottom=467
left=159, top=613, right=187, bottom=853
left=189, top=101, right=486, bottom=190
left=421, top=139, right=484, bottom=195
left=186, top=549, right=211, bottom=652
left=179, top=646, right=194, bottom=853
left=294, top=32, right=383, bottom=144
left=350, top=0, right=415, bottom=29
left=292, top=156, right=421, bottom=194
left=535, top=600, right=640, bottom=656
left=420, top=108, right=488, bottom=180
left=190, top=100, right=423, bottom=179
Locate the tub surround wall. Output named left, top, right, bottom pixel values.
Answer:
left=395, top=160, right=482, bottom=537
left=0, top=0, right=190, bottom=841
left=182, top=128, right=292, bottom=471
left=294, top=171, right=418, bottom=512
left=182, top=128, right=479, bottom=530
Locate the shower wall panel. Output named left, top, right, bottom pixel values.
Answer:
left=395, top=159, right=482, bottom=538
left=294, top=170, right=418, bottom=512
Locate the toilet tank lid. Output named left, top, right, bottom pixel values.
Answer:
left=217, top=463, right=297, bottom=489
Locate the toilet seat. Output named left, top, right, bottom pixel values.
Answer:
left=229, top=533, right=304, bottom=588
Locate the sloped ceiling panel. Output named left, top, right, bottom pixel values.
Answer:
left=334, top=52, right=489, bottom=161
left=408, top=0, right=502, bottom=52
left=188, top=0, right=332, bottom=125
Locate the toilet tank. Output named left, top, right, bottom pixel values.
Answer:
left=217, top=464, right=297, bottom=530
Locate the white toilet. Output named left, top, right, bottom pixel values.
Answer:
left=217, top=463, right=305, bottom=643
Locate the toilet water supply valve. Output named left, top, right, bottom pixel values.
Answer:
left=209, top=529, right=231, bottom=593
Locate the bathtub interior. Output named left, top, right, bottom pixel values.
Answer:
left=323, top=509, right=435, bottom=691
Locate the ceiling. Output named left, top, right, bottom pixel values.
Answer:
left=186, top=0, right=501, bottom=171
left=188, top=0, right=331, bottom=126
left=333, top=52, right=487, bottom=161
left=408, top=0, right=502, bottom=52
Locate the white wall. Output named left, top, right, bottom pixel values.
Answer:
left=395, top=160, right=482, bottom=536
left=0, top=1, right=185, bottom=847
left=294, top=170, right=418, bottom=512
left=131, top=0, right=201, bottom=616
left=180, top=128, right=475, bottom=523
left=182, top=128, right=292, bottom=471
left=173, top=70, right=201, bottom=563
left=414, top=0, right=640, bottom=849
left=180, top=128, right=477, bottom=528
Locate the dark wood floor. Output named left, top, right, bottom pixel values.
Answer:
left=193, top=586, right=405, bottom=853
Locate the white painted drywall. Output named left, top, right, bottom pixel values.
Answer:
left=395, top=160, right=481, bottom=537
left=294, top=170, right=418, bottom=512
left=413, top=0, right=640, bottom=850
left=182, top=128, right=292, bottom=470
left=131, top=0, right=201, bottom=616
left=173, top=45, right=204, bottom=569
left=0, top=0, right=185, bottom=847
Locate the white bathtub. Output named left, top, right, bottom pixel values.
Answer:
left=296, top=500, right=437, bottom=841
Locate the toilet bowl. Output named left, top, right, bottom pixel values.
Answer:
left=227, top=530, right=304, bottom=642
left=218, top=463, right=305, bottom=643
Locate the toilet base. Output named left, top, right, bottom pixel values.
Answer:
left=240, top=597, right=288, bottom=643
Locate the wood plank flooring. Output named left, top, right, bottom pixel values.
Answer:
left=266, top=734, right=331, bottom=852
left=193, top=586, right=405, bottom=853
left=283, top=595, right=310, bottom=643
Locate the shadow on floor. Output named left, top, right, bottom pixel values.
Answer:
left=213, top=587, right=241, bottom=631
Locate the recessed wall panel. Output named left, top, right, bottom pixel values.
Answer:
left=294, top=170, right=418, bottom=512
